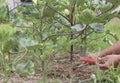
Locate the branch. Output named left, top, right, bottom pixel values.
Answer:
left=8, top=50, right=26, bottom=54
left=41, top=2, right=47, bottom=19
left=43, top=25, right=88, bottom=41
left=46, top=4, right=71, bottom=23
left=97, top=4, right=116, bottom=16
left=9, top=3, right=23, bottom=13
left=53, top=17, right=70, bottom=28
left=70, top=0, right=76, bottom=25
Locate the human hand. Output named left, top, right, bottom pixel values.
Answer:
left=99, top=55, right=120, bottom=70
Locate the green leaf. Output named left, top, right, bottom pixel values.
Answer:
left=89, top=23, right=104, bottom=32
left=94, top=12, right=113, bottom=23
left=16, top=60, right=35, bottom=75
left=40, top=54, right=47, bottom=61
left=44, top=7, right=55, bottom=17
left=19, top=38, right=39, bottom=49
left=79, top=9, right=97, bottom=24
left=3, top=38, right=18, bottom=53
left=99, top=2, right=112, bottom=12
left=0, top=24, right=15, bottom=42
left=76, top=0, right=86, bottom=6
left=71, top=24, right=84, bottom=31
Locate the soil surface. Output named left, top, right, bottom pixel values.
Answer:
left=0, top=53, right=95, bottom=83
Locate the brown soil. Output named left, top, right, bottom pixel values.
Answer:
left=0, top=53, right=95, bottom=83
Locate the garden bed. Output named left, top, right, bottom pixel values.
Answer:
left=0, top=53, right=96, bottom=83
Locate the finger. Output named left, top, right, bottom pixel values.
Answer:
left=82, top=61, right=86, bottom=64
left=99, top=63, right=108, bottom=70
left=98, top=57, right=102, bottom=60
left=98, top=58, right=104, bottom=64
left=82, top=61, right=88, bottom=64
left=100, top=56, right=109, bottom=61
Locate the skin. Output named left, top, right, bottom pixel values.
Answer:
left=89, top=41, right=120, bottom=69
left=99, top=55, right=120, bottom=70
left=98, top=41, right=120, bottom=57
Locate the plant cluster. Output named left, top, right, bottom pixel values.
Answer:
left=0, top=0, right=120, bottom=82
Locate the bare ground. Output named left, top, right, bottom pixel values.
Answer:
left=0, top=53, right=95, bottom=83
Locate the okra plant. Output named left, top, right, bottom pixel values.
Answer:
left=19, top=0, right=120, bottom=60
left=0, top=0, right=120, bottom=82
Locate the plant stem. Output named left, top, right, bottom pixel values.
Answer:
left=39, top=7, right=46, bottom=82
left=79, top=25, right=88, bottom=55
left=69, top=1, right=76, bottom=62
left=70, top=35, right=74, bottom=62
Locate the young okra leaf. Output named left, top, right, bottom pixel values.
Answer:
left=79, top=9, right=97, bottom=24
left=19, top=38, right=40, bottom=49
left=89, top=23, right=104, bottom=33
left=16, top=60, right=35, bottom=75
left=71, top=24, right=84, bottom=31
